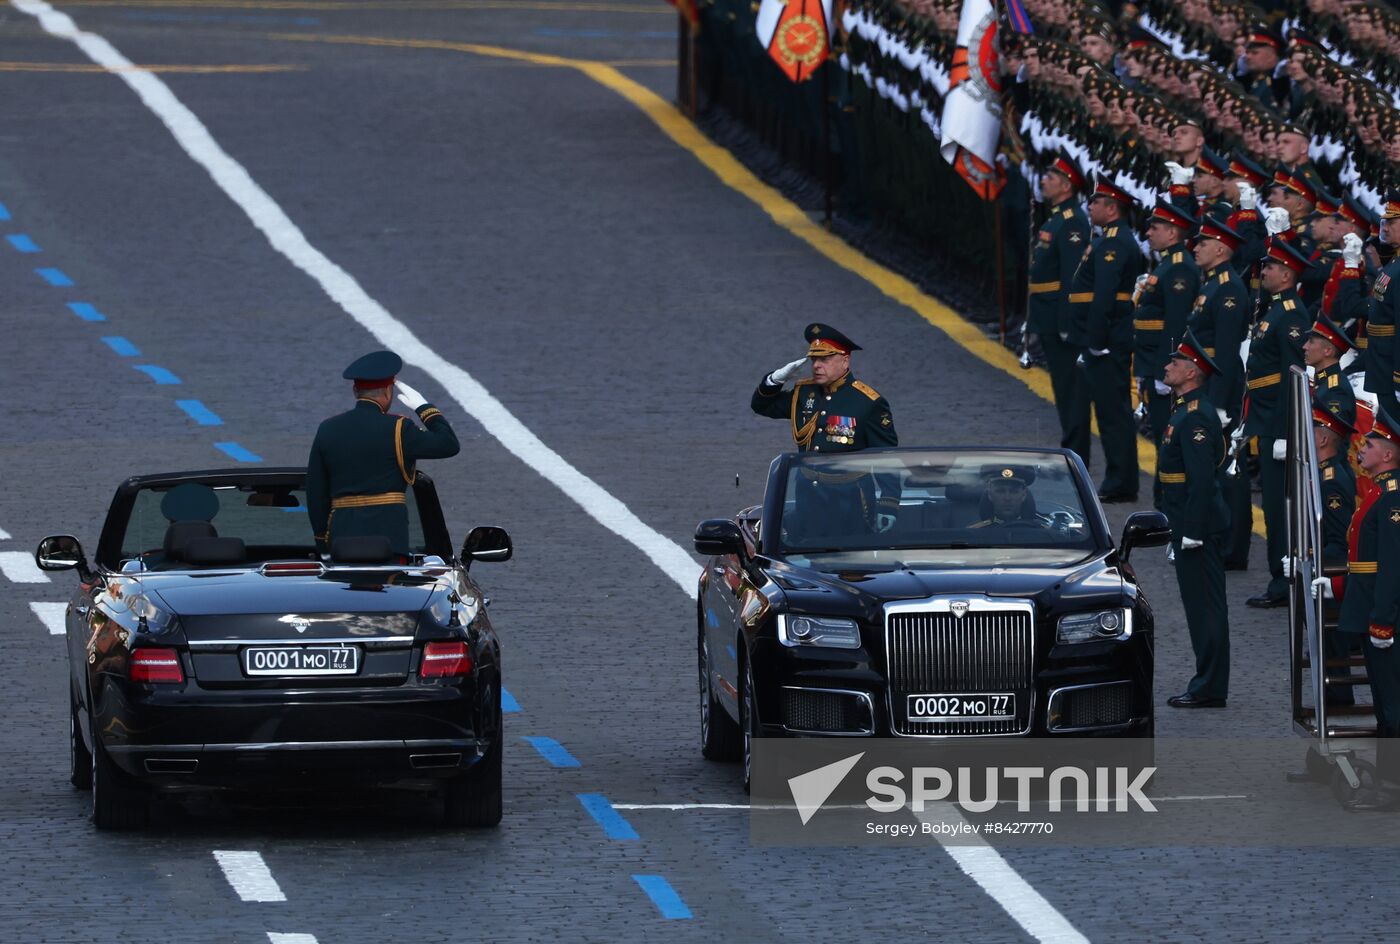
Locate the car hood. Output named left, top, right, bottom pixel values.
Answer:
left=767, top=555, right=1127, bottom=621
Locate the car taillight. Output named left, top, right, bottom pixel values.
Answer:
left=129, top=647, right=185, bottom=684
left=420, top=641, right=472, bottom=678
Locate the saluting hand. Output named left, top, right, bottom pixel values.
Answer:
left=1264, top=206, right=1291, bottom=236
left=1164, top=162, right=1194, bottom=187
left=768, top=357, right=809, bottom=386
left=396, top=380, right=428, bottom=411
left=1342, top=233, right=1364, bottom=268
left=1236, top=183, right=1257, bottom=212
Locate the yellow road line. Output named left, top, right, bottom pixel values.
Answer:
left=65, top=0, right=670, bottom=13
left=271, top=31, right=1266, bottom=537
left=0, top=61, right=301, bottom=73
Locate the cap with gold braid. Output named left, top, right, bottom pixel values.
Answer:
left=1228, top=151, right=1269, bottom=187
left=1367, top=406, right=1400, bottom=447
left=1312, top=393, right=1356, bottom=439
left=1198, top=216, right=1243, bottom=252
left=804, top=323, right=862, bottom=358
left=1196, top=148, right=1229, bottom=179
left=1148, top=200, right=1196, bottom=233
left=1047, top=150, right=1086, bottom=192
left=1307, top=313, right=1353, bottom=354
left=1384, top=191, right=1400, bottom=222
left=1169, top=327, right=1220, bottom=376
left=1089, top=175, right=1134, bottom=208
left=1261, top=237, right=1313, bottom=275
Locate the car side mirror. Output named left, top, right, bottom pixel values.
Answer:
left=695, top=519, right=745, bottom=557
left=37, top=534, right=91, bottom=578
left=1119, top=511, right=1171, bottom=561
left=461, top=526, right=512, bottom=568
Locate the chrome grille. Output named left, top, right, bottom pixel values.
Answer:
left=886, top=604, right=1034, bottom=736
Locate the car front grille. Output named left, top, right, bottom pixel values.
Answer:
left=1049, top=682, right=1134, bottom=731
left=886, top=605, right=1034, bottom=736
left=781, top=687, right=872, bottom=734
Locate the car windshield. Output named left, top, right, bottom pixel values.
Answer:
left=118, top=482, right=426, bottom=566
left=777, top=450, right=1098, bottom=565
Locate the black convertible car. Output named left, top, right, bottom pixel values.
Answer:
left=695, top=447, right=1167, bottom=788
left=37, top=468, right=511, bottom=829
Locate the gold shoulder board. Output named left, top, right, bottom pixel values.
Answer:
left=1062, top=209, right=1073, bottom=219
left=1389, top=479, right=1399, bottom=492
left=1187, top=400, right=1199, bottom=412
left=1323, top=466, right=1335, bottom=480
left=852, top=380, right=881, bottom=401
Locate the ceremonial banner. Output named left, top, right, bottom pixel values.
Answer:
left=756, top=0, right=834, bottom=83
left=939, top=0, right=1005, bottom=199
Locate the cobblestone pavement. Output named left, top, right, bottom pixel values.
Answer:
left=0, top=2, right=1396, bottom=942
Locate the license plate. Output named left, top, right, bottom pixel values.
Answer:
left=242, top=645, right=359, bottom=677
left=907, top=692, right=1015, bottom=721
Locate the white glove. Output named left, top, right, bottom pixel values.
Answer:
left=767, top=357, right=808, bottom=386
left=1090, top=348, right=1110, bottom=357
left=1372, top=635, right=1395, bottom=650
left=1342, top=232, right=1363, bottom=268
left=876, top=513, right=896, bottom=533
left=1237, top=183, right=1257, bottom=212
left=1132, top=272, right=1151, bottom=304
left=395, top=380, right=428, bottom=411
left=1282, top=556, right=1293, bottom=579
left=1310, top=577, right=1333, bottom=600
left=1164, top=161, right=1194, bottom=186
left=1272, top=439, right=1287, bottom=461
left=1265, top=206, right=1291, bottom=236
left=1217, top=408, right=1230, bottom=426
left=1180, top=536, right=1204, bottom=550
left=1154, top=380, right=1172, bottom=396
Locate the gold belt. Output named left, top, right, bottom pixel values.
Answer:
left=1349, top=561, right=1378, bottom=574
left=1068, top=292, right=1092, bottom=303
left=1029, top=281, right=1061, bottom=294
left=1157, top=472, right=1186, bottom=483
left=1247, top=373, right=1281, bottom=389
left=1133, top=319, right=1164, bottom=330
left=1368, top=324, right=1396, bottom=337
left=1204, top=347, right=1216, bottom=357
left=331, top=491, right=406, bottom=510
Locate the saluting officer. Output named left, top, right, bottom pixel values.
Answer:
left=1245, top=239, right=1315, bottom=608
left=1366, top=194, right=1400, bottom=407
left=307, top=351, right=460, bottom=558
left=1067, top=176, right=1144, bottom=502
left=1027, top=153, right=1092, bottom=459
left=1189, top=216, right=1252, bottom=570
left=1338, top=407, right=1400, bottom=808
left=752, top=323, right=897, bottom=453
left=1160, top=329, right=1231, bottom=708
left=1133, top=200, right=1202, bottom=495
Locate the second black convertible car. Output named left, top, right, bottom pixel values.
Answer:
left=37, top=468, right=511, bottom=829
left=695, top=447, right=1167, bottom=788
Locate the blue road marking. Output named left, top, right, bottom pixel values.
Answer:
left=67, top=302, right=106, bottom=322
left=134, top=365, right=181, bottom=384
left=7, top=234, right=40, bottom=253
left=726, top=645, right=737, bottom=661
left=176, top=400, right=223, bottom=425
left=522, top=736, right=581, bottom=768
left=502, top=688, right=521, bottom=713
left=576, top=794, right=639, bottom=841
left=632, top=876, right=693, bottom=920
left=101, top=337, right=140, bottom=356
left=0, top=201, right=9, bottom=221
left=214, top=442, right=263, bottom=463
left=36, top=267, right=73, bottom=286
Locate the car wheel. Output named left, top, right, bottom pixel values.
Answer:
left=444, top=736, right=503, bottom=828
left=70, top=697, right=92, bottom=790
left=91, top=729, right=148, bottom=831
left=740, top=655, right=759, bottom=795
left=699, top=636, right=741, bottom=762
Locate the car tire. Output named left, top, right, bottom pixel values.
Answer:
left=91, top=730, right=148, bottom=831
left=444, top=736, right=503, bottom=828
left=740, top=655, right=759, bottom=796
left=70, top=696, right=92, bottom=790
left=699, top=636, right=741, bottom=762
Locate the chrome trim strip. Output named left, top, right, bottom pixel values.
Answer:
left=187, top=635, right=415, bottom=648
left=780, top=685, right=876, bottom=736
left=883, top=596, right=1037, bottom=738
left=1045, top=680, right=1140, bottom=733
left=108, top=738, right=474, bottom=753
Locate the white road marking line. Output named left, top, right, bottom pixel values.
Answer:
left=267, top=935, right=318, bottom=944
left=0, top=551, right=50, bottom=583
left=212, top=851, right=287, bottom=903
left=12, top=0, right=699, bottom=595
left=915, top=805, right=1088, bottom=944
left=614, top=796, right=1248, bottom=810
left=30, top=601, right=67, bottom=635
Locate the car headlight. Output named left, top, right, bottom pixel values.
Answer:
left=777, top=613, right=861, bottom=649
left=1057, top=608, right=1132, bottom=644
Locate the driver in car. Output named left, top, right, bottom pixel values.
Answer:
left=968, top=466, right=1048, bottom=529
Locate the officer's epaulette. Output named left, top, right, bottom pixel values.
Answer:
left=852, top=380, right=881, bottom=401
left=1283, top=299, right=1297, bottom=311
left=1218, top=271, right=1230, bottom=284
left=1323, top=466, right=1336, bottom=481
left=1062, top=209, right=1073, bottom=219
left=1187, top=400, right=1199, bottom=412
left=1105, top=226, right=1118, bottom=237
left=1328, top=374, right=1339, bottom=388
left=1389, top=479, right=1399, bottom=493
left=1170, top=251, right=1184, bottom=264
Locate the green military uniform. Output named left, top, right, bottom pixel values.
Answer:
left=1313, top=400, right=1358, bottom=707
left=1160, top=331, right=1230, bottom=705
left=307, top=352, right=460, bottom=557
left=1367, top=254, right=1400, bottom=406
left=1314, top=364, right=1356, bottom=430
left=1245, top=240, right=1313, bottom=604
left=1027, top=185, right=1091, bottom=458
left=1339, top=409, right=1400, bottom=783
left=1067, top=180, right=1143, bottom=500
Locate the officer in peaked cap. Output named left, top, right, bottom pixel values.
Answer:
left=969, top=465, right=1045, bottom=529
left=751, top=323, right=897, bottom=454
left=306, top=351, right=460, bottom=559
left=1160, top=330, right=1231, bottom=708
left=1306, top=314, right=1357, bottom=430
left=1365, top=193, right=1400, bottom=407
left=1339, top=407, right=1400, bottom=807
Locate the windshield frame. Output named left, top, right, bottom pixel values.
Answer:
left=760, top=446, right=1112, bottom=563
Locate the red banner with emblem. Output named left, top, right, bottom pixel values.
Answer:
left=939, top=0, right=1005, bottom=200
left=755, top=0, right=834, bottom=84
